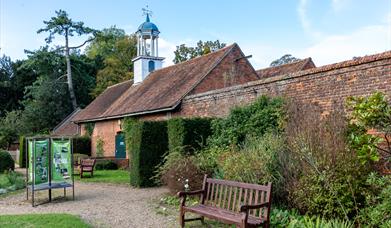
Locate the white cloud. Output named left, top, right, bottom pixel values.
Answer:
left=297, top=0, right=321, bottom=38
left=331, top=0, right=350, bottom=12
left=298, top=24, right=391, bottom=66
left=158, top=38, right=176, bottom=67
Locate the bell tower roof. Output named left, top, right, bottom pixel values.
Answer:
left=137, top=13, right=159, bottom=33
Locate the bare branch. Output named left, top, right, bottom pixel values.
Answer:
left=68, top=37, right=95, bottom=49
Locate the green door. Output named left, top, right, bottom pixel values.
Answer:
left=115, top=133, right=126, bottom=158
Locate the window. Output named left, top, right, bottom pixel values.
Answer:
left=148, top=60, right=155, bottom=72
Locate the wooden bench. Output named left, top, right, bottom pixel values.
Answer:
left=80, top=159, right=96, bottom=178
left=178, top=175, right=272, bottom=228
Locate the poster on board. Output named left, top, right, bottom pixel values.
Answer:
left=28, top=139, right=49, bottom=185
left=51, top=139, right=72, bottom=183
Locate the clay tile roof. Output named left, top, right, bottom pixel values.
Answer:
left=72, top=80, right=133, bottom=122
left=256, top=58, right=315, bottom=78
left=52, top=108, right=81, bottom=136
left=73, top=44, right=236, bottom=123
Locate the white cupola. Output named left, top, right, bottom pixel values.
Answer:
left=132, top=11, right=164, bottom=84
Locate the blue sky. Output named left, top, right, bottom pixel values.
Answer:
left=1, top=0, right=390, bottom=68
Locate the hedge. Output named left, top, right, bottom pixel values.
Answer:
left=18, top=136, right=27, bottom=168
left=72, top=136, right=91, bottom=156
left=167, top=117, right=214, bottom=154
left=124, top=118, right=168, bottom=187
left=0, top=149, right=14, bottom=173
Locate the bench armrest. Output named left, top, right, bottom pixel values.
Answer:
left=177, top=190, right=204, bottom=198
left=240, top=202, right=269, bottom=212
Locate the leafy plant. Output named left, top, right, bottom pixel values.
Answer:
left=208, top=95, right=285, bottom=148
left=83, top=123, right=95, bottom=137
left=96, top=137, right=104, bottom=157
left=0, top=150, right=14, bottom=173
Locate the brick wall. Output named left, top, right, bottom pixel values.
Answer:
left=178, top=51, right=391, bottom=117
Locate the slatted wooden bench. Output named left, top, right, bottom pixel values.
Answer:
left=178, top=175, right=272, bottom=228
left=80, top=158, right=96, bottom=178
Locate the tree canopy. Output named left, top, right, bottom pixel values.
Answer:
left=270, top=54, right=301, bottom=67
left=173, top=40, right=226, bottom=64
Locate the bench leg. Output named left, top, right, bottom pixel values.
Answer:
left=179, top=209, right=185, bottom=228
left=200, top=216, right=205, bottom=224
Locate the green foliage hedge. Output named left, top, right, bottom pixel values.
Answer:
left=18, top=136, right=26, bottom=168
left=95, top=160, right=118, bottom=170
left=124, top=118, right=168, bottom=187
left=208, top=95, right=285, bottom=148
left=167, top=117, right=213, bottom=154
left=0, top=150, right=14, bottom=173
left=72, top=136, right=91, bottom=156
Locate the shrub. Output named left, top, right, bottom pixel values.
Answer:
left=5, top=171, right=25, bottom=190
left=217, top=133, right=289, bottom=203
left=18, top=136, right=26, bottom=168
left=208, top=95, right=285, bottom=148
left=157, top=149, right=205, bottom=194
left=124, top=118, right=168, bottom=187
left=95, top=160, right=118, bottom=170
left=286, top=103, right=370, bottom=219
left=167, top=117, right=213, bottom=155
left=0, top=150, right=14, bottom=173
left=96, top=137, right=104, bottom=157
left=72, top=136, right=91, bottom=156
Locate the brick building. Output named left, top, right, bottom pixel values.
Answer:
left=53, top=15, right=391, bottom=160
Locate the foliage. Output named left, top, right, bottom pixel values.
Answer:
left=75, top=170, right=129, bottom=184
left=208, top=95, right=286, bottom=148
left=217, top=133, right=289, bottom=203
left=90, top=34, right=137, bottom=97
left=96, top=137, right=104, bottom=157
left=95, top=160, right=118, bottom=170
left=358, top=174, right=391, bottom=227
left=0, top=214, right=90, bottom=228
left=0, top=150, right=14, bottom=173
left=285, top=103, right=370, bottom=219
left=72, top=136, right=91, bottom=156
left=85, top=26, right=126, bottom=59
left=0, top=171, right=25, bottom=191
left=83, top=122, right=95, bottom=137
left=18, top=136, right=26, bottom=168
left=37, top=9, right=97, bottom=109
left=124, top=118, right=168, bottom=187
left=173, top=40, right=226, bottom=64
left=270, top=54, right=301, bottom=67
left=167, top=117, right=213, bottom=155
left=0, top=110, right=23, bottom=149
left=156, top=149, right=205, bottom=194
left=346, top=92, right=391, bottom=163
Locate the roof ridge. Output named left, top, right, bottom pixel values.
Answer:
left=257, top=57, right=312, bottom=71
left=52, top=108, right=81, bottom=132
left=107, top=79, right=133, bottom=89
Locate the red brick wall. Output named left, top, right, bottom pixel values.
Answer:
left=178, top=52, right=391, bottom=117
left=190, top=45, right=260, bottom=94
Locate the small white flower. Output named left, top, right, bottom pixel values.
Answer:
left=184, top=184, right=189, bottom=189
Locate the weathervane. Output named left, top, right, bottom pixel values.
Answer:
left=142, top=5, right=153, bottom=17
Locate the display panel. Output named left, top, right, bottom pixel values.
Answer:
left=32, top=139, right=49, bottom=185
left=51, top=139, right=72, bottom=183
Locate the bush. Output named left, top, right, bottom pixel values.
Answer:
left=286, top=103, right=370, bottom=219
left=167, top=117, right=213, bottom=155
left=124, top=118, right=168, bottom=187
left=0, top=150, right=14, bottom=173
left=95, top=160, right=118, bottom=170
left=72, top=136, right=91, bottom=156
left=18, top=136, right=26, bottom=168
left=96, top=137, right=104, bottom=157
left=208, top=95, right=285, bottom=148
left=217, top=133, right=289, bottom=203
left=157, top=149, right=205, bottom=194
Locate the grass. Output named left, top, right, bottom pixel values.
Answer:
left=74, top=169, right=129, bottom=184
left=0, top=214, right=90, bottom=228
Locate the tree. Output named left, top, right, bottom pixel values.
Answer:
left=89, top=34, right=137, bottom=97
left=270, top=54, right=301, bottom=67
left=37, top=9, right=97, bottom=110
left=173, top=40, right=226, bottom=64
left=85, top=26, right=126, bottom=59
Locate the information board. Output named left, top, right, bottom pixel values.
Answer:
left=28, top=139, right=49, bottom=185
left=51, top=139, right=72, bottom=183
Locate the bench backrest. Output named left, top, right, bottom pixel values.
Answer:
left=81, top=159, right=96, bottom=167
left=201, top=175, right=272, bottom=221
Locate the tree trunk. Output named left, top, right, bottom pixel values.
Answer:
left=65, top=31, right=78, bottom=110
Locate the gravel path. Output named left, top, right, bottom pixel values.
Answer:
left=0, top=182, right=176, bottom=228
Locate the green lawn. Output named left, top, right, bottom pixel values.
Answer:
left=0, top=214, right=90, bottom=228
left=74, top=170, right=129, bottom=184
